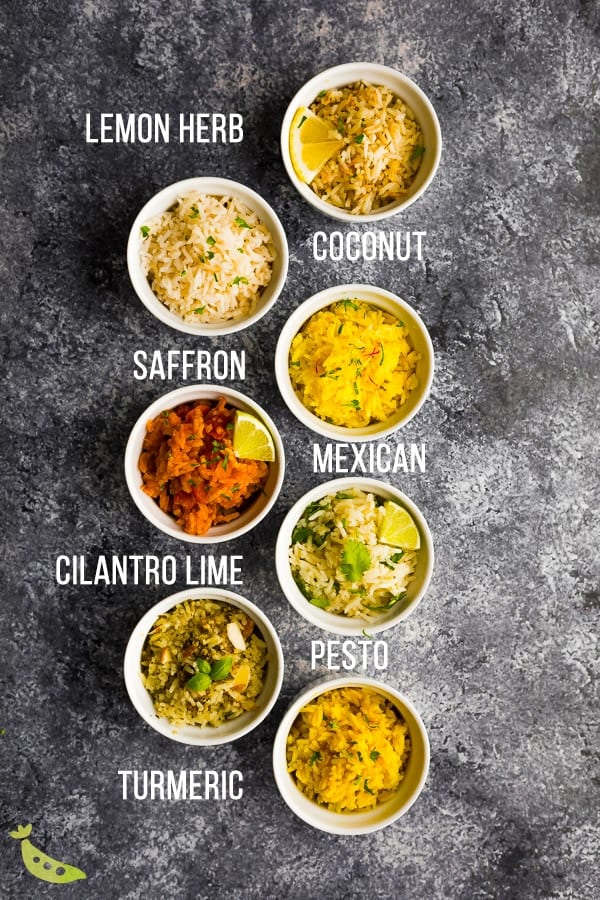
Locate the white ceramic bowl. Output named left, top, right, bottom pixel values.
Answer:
left=273, top=675, right=429, bottom=833
left=275, top=477, right=433, bottom=635
left=127, top=177, right=289, bottom=335
left=124, top=588, right=284, bottom=746
left=281, top=62, right=442, bottom=222
left=275, top=284, right=434, bottom=442
left=124, top=384, right=285, bottom=543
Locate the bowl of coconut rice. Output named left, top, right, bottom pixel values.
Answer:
left=127, top=177, right=289, bottom=335
left=281, top=62, right=442, bottom=222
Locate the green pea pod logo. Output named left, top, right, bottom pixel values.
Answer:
left=9, top=824, right=87, bottom=884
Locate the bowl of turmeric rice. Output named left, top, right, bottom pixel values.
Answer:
left=124, top=385, right=285, bottom=543
left=272, top=676, right=429, bottom=833
left=281, top=62, right=441, bottom=221
left=275, top=284, right=434, bottom=441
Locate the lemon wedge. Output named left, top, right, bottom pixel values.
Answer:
left=378, top=501, right=421, bottom=549
left=289, top=107, right=342, bottom=183
left=233, top=411, right=276, bottom=461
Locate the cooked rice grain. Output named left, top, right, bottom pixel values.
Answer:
left=141, top=598, right=268, bottom=728
left=286, top=686, right=411, bottom=812
left=140, top=193, right=275, bottom=323
left=309, top=82, right=423, bottom=214
left=289, top=489, right=418, bottom=619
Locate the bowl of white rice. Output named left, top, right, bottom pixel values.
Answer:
left=275, top=478, right=433, bottom=635
left=127, top=177, right=289, bottom=335
left=281, top=62, right=442, bottom=222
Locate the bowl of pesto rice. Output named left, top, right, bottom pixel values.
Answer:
left=273, top=676, right=430, bottom=834
left=275, top=478, right=433, bottom=635
left=124, top=588, right=284, bottom=745
left=127, top=177, right=288, bottom=335
left=281, top=62, right=441, bottom=221
left=275, top=284, right=434, bottom=442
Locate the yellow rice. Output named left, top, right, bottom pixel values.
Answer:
left=286, top=686, right=411, bottom=812
left=309, top=82, right=424, bottom=214
left=288, top=300, right=419, bottom=427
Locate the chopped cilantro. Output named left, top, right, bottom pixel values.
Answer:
left=140, top=225, right=150, bottom=239
left=362, top=629, right=373, bottom=640
left=231, top=276, right=249, bottom=285
left=364, top=779, right=375, bottom=795
left=370, top=750, right=380, bottom=761
left=291, top=525, right=312, bottom=544
left=206, top=235, right=216, bottom=245
left=309, top=751, right=322, bottom=766
left=357, top=750, right=363, bottom=762
left=390, top=551, right=405, bottom=563
left=411, top=145, right=426, bottom=161
left=340, top=540, right=371, bottom=582
left=354, top=133, right=365, bottom=144
left=193, top=306, right=206, bottom=314
left=234, top=216, right=251, bottom=228
left=309, top=596, right=330, bottom=609
left=207, top=250, right=215, bottom=260
left=213, top=273, right=218, bottom=282
left=180, top=269, right=187, bottom=277
left=337, top=117, right=345, bottom=134
left=379, top=342, right=385, bottom=366
left=317, top=89, right=327, bottom=98
left=190, top=205, right=200, bottom=219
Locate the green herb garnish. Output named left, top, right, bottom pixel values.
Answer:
left=180, top=269, right=187, bottom=277
left=410, top=145, right=426, bottom=161
left=354, top=133, right=365, bottom=144
left=335, top=491, right=354, bottom=500
left=190, top=205, right=200, bottom=219
left=207, top=235, right=216, bottom=245
left=370, top=750, right=380, bottom=761
left=337, top=117, right=345, bottom=134
left=186, top=672, right=212, bottom=692
left=309, top=751, right=322, bottom=765
left=364, top=779, right=375, bottom=795
left=297, top=114, right=307, bottom=128
left=309, top=596, right=330, bottom=609
left=362, top=629, right=373, bottom=640
left=210, top=656, right=233, bottom=681
left=231, top=276, right=249, bottom=285
left=379, top=342, right=385, bottom=366
left=340, top=540, right=371, bottom=582
left=317, top=90, right=327, bottom=98
left=213, top=273, right=218, bottom=282
left=196, top=659, right=211, bottom=675
left=140, top=225, right=150, bottom=239
left=390, top=551, right=405, bottom=563
left=207, top=251, right=215, bottom=260
left=235, top=216, right=251, bottom=228
left=193, top=306, right=206, bottom=315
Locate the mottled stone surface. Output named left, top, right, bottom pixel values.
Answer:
left=1, top=0, right=599, bottom=897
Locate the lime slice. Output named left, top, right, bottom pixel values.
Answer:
left=233, top=411, right=276, bottom=461
left=378, top=501, right=421, bottom=549
left=289, top=107, right=342, bottom=183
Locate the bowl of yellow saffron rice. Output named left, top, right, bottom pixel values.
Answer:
left=273, top=676, right=429, bottom=833
left=275, top=284, right=434, bottom=441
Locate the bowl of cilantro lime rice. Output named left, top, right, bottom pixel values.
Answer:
left=127, top=177, right=288, bottom=335
left=124, top=588, right=284, bottom=745
left=275, top=284, right=434, bottom=442
left=275, top=478, right=433, bottom=635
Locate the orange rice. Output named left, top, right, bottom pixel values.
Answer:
left=139, top=397, right=269, bottom=535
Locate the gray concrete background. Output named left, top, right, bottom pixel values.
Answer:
left=1, top=1, right=599, bottom=897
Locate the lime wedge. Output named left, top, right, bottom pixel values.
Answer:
left=378, top=501, right=420, bottom=549
left=233, top=411, right=276, bottom=461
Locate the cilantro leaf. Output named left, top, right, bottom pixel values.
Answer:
left=340, top=540, right=371, bottom=582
